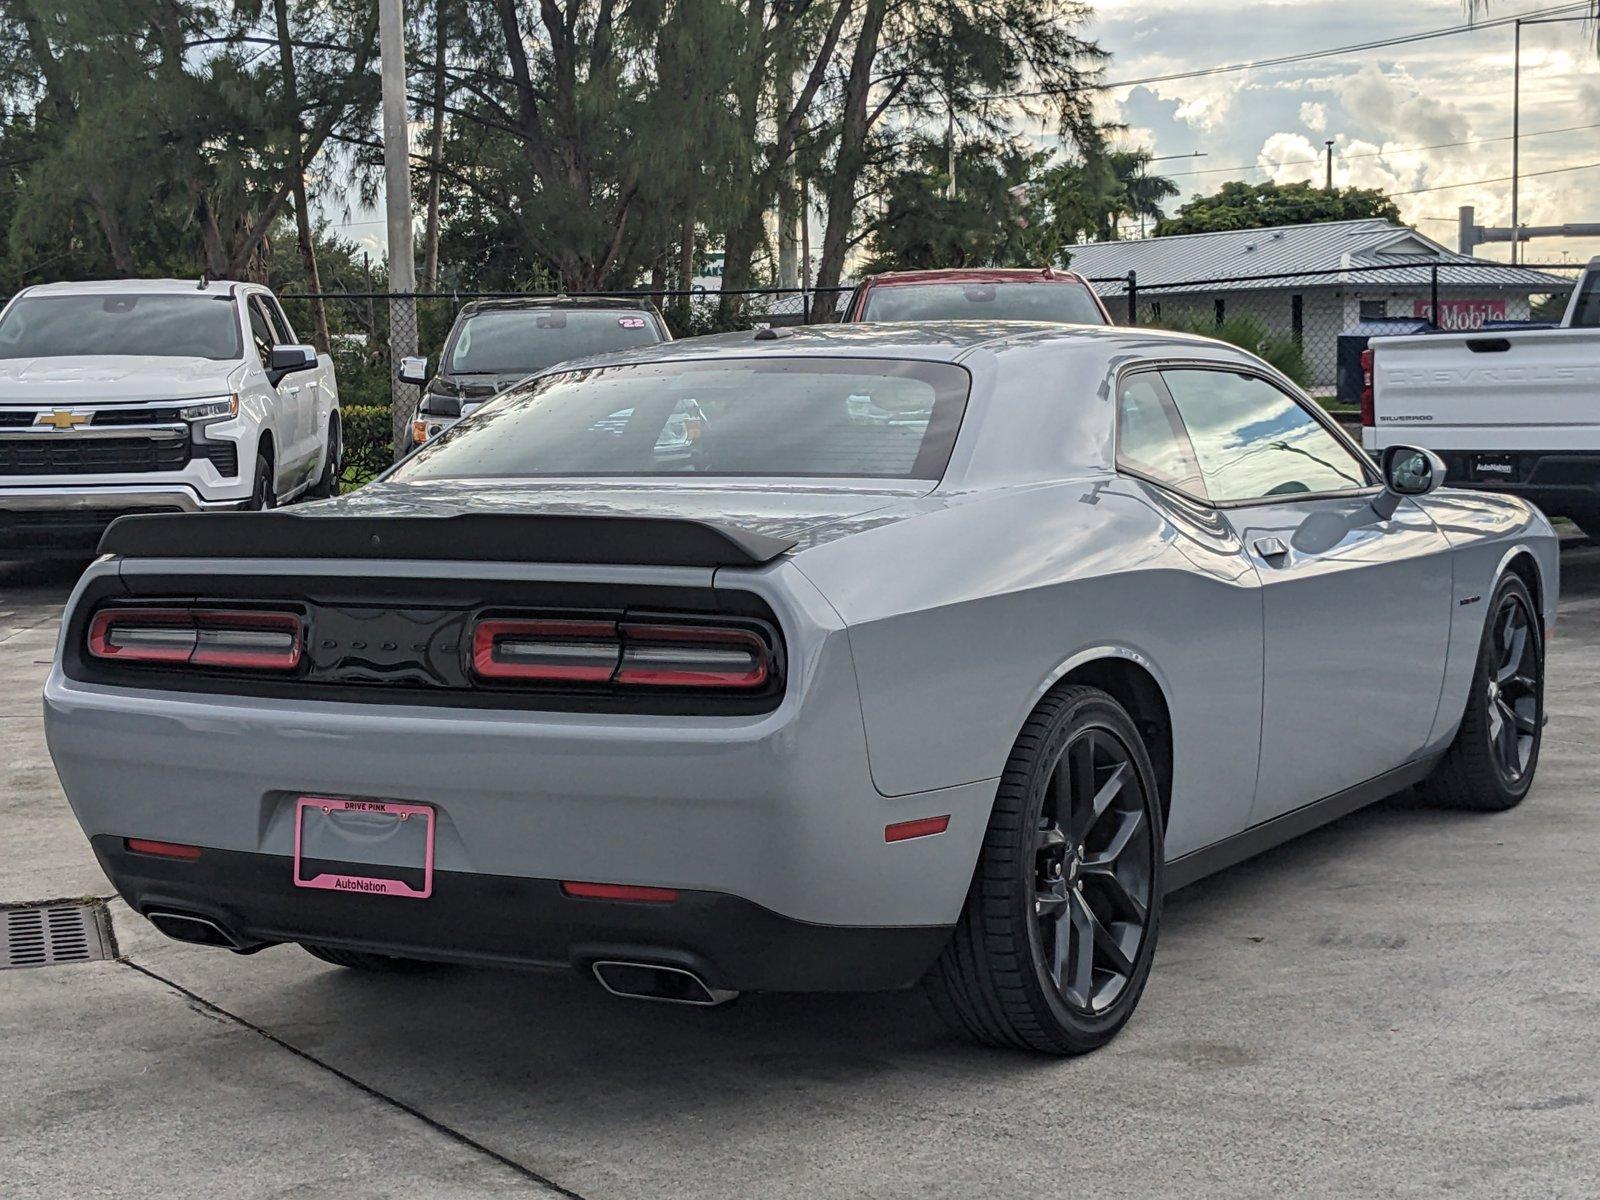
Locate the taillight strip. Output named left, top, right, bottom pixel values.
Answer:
left=470, top=616, right=772, bottom=691
left=87, top=606, right=303, bottom=671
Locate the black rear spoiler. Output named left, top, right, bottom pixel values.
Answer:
left=97, top=511, right=796, bottom=568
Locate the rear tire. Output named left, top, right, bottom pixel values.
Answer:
left=1417, top=573, right=1543, bottom=811
left=301, top=943, right=438, bottom=973
left=305, top=415, right=341, bottom=499
left=925, top=685, right=1164, bottom=1055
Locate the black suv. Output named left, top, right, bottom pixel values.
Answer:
left=399, top=297, right=670, bottom=451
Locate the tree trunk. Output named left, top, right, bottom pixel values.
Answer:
left=676, top=214, right=695, bottom=327
left=422, top=0, right=449, bottom=290
left=813, top=0, right=886, bottom=317
left=274, top=0, right=329, bottom=349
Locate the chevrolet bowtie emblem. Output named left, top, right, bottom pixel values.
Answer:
left=37, top=409, right=92, bottom=430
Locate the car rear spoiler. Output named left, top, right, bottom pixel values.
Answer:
left=97, top=511, right=797, bottom=568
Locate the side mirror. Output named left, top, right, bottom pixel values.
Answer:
left=267, top=344, right=317, bottom=374
left=418, top=392, right=462, bottom=419
left=398, top=355, right=429, bottom=386
left=1373, top=445, right=1446, bottom=519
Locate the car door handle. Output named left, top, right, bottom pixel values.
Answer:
left=284, top=385, right=301, bottom=395
left=1253, top=536, right=1289, bottom=561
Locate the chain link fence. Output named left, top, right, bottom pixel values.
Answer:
left=283, top=259, right=1584, bottom=482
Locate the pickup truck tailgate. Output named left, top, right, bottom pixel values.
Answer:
left=1371, top=328, right=1600, bottom=452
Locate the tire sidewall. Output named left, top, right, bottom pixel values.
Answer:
left=1016, top=691, right=1166, bottom=1046
left=250, top=452, right=275, bottom=510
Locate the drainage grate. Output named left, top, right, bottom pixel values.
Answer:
left=1, top=900, right=116, bottom=969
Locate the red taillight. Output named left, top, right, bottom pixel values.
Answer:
left=125, top=837, right=203, bottom=860
left=615, top=623, right=769, bottom=689
left=472, top=618, right=620, bottom=682
left=87, top=606, right=303, bottom=671
left=884, top=815, right=951, bottom=843
left=1360, top=347, right=1375, bottom=427
left=471, top=616, right=771, bottom=691
left=561, top=880, right=680, bottom=903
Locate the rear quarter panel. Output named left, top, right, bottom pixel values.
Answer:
left=787, top=478, right=1266, bottom=860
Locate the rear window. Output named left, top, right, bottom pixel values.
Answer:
left=391, top=357, right=970, bottom=481
left=0, top=293, right=242, bottom=360
left=445, top=308, right=663, bottom=375
left=861, top=281, right=1105, bottom=325
left=1570, top=271, right=1600, bottom=328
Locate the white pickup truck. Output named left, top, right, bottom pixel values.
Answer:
left=1364, top=256, right=1600, bottom=538
left=0, top=278, right=340, bottom=554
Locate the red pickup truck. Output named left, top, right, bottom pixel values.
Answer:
left=844, top=267, right=1112, bottom=325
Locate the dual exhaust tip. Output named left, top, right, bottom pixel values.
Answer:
left=148, top=911, right=738, bottom=1007
left=591, top=960, right=738, bottom=1007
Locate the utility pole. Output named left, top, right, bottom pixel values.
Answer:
left=1512, top=18, right=1521, bottom=264
left=1325, top=140, right=1335, bottom=191
left=946, top=98, right=956, bottom=201
left=379, top=0, right=417, bottom=458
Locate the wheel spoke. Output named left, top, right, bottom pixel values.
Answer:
left=1084, top=761, right=1128, bottom=839
left=1035, top=879, right=1070, bottom=919
left=1068, top=734, right=1098, bottom=842
left=1064, top=890, right=1095, bottom=1007
left=1081, top=862, right=1149, bottom=924
left=1083, top=805, right=1145, bottom=868
left=1081, top=896, right=1135, bottom=977
left=1051, top=905, right=1074, bottom=988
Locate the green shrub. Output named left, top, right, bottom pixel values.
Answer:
left=340, top=404, right=392, bottom=490
left=1147, top=314, right=1313, bottom=388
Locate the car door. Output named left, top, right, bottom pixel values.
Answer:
left=1160, top=364, right=1454, bottom=822
left=260, top=293, right=319, bottom=476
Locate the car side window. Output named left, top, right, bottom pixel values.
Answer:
left=263, top=294, right=298, bottom=344
left=1160, top=368, right=1372, bottom=503
left=1115, top=372, right=1208, bottom=500
left=247, top=297, right=278, bottom=363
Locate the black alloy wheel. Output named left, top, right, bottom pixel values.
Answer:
left=1485, top=588, right=1541, bottom=788
left=1032, top=726, right=1156, bottom=1016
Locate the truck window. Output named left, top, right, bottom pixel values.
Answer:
left=1570, top=273, right=1600, bottom=328
left=0, top=293, right=243, bottom=360
left=247, top=297, right=280, bottom=362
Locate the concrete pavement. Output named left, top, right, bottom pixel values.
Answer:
left=3, top=547, right=1597, bottom=1199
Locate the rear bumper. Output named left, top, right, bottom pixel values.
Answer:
left=1433, top=450, right=1600, bottom=519
left=93, top=837, right=953, bottom=992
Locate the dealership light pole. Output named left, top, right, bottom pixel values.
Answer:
left=380, top=0, right=418, bottom=456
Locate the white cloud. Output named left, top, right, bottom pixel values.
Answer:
left=1337, top=62, right=1469, bottom=147
left=1300, top=101, right=1327, bottom=132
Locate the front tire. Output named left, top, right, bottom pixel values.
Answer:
left=925, top=685, right=1164, bottom=1055
left=247, top=450, right=276, bottom=511
left=305, top=414, right=341, bottom=499
left=1418, top=573, right=1544, bottom=811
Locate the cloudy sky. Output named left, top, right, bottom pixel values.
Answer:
left=334, top=0, right=1600, bottom=267
left=1079, top=0, right=1600, bottom=260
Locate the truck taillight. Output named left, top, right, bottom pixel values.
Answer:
left=1360, top=348, right=1375, bottom=427
left=87, top=606, right=303, bottom=670
left=471, top=616, right=771, bottom=690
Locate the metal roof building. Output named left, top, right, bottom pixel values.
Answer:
left=1062, top=218, right=1567, bottom=295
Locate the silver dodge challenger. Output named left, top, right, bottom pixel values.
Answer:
left=44, top=323, right=1556, bottom=1054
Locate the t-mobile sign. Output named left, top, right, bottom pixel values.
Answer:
left=1413, top=299, right=1507, bottom=330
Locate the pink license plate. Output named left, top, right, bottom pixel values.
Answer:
left=292, top=796, right=435, bottom=899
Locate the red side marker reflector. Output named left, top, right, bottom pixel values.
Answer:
left=561, top=881, right=680, bottom=904
left=125, top=838, right=203, bottom=861
left=884, top=815, right=950, bottom=843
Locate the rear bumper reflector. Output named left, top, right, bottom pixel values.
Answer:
left=884, top=816, right=950, bottom=843
left=560, top=881, right=680, bottom=904
left=125, top=838, right=203, bottom=861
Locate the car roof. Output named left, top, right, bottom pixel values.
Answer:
left=860, top=268, right=1091, bottom=287
left=19, top=278, right=252, bottom=297
left=456, top=296, right=662, bottom=316
left=536, top=320, right=1242, bottom=369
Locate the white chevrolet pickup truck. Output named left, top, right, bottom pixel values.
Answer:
left=0, top=278, right=340, bottom=554
left=1364, top=256, right=1600, bottom=538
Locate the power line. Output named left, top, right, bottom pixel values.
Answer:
left=1385, top=158, right=1600, bottom=197
left=992, top=2, right=1593, bottom=101
left=1160, top=121, right=1600, bottom=181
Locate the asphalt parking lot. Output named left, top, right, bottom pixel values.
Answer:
left=3, top=542, right=1598, bottom=1200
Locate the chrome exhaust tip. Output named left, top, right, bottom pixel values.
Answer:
left=591, top=960, right=738, bottom=1007
left=144, top=909, right=260, bottom=953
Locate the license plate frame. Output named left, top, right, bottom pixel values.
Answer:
left=292, top=796, right=435, bottom=900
